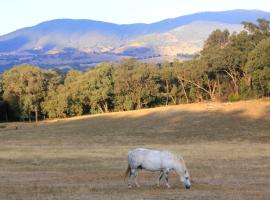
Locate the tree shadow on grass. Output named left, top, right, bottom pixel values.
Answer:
left=0, top=104, right=270, bottom=200
left=14, top=103, right=268, bottom=145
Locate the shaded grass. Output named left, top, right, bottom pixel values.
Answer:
left=0, top=125, right=6, bottom=129
left=0, top=100, right=270, bottom=199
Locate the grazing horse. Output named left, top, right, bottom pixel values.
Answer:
left=125, top=148, right=191, bottom=189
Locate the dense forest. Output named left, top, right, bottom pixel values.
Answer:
left=0, top=19, right=269, bottom=122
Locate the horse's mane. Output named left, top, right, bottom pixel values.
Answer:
left=175, top=154, right=187, bottom=169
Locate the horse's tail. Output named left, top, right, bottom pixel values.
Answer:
left=124, top=164, right=131, bottom=181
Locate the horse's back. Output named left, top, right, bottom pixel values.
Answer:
left=128, top=148, right=176, bottom=171
left=128, top=148, right=162, bottom=159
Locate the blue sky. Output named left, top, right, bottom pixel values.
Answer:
left=1, top=0, right=270, bottom=35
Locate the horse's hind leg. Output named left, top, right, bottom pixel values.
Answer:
left=157, top=171, right=164, bottom=187
left=128, top=175, right=132, bottom=189
left=128, top=169, right=135, bottom=188
left=128, top=173, right=132, bottom=188
left=128, top=169, right=140, bottom=188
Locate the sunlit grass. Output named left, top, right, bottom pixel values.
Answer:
left=0, top=100, right=269, bottom=200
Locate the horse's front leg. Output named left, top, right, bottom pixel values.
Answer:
left=134, top=170, right=140, bottom=188
left=164, top=169, right=171, bottom=188
left=157, top=171, right=164, bottom=187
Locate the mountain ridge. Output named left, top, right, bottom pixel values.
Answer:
left=1, top=9, right=268, bottom=37
left=1, top=9, right=270, bottom=51
left=0, top=9, right=269, bottom=72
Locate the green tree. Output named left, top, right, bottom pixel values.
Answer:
left=2, top=66, right=45, bottom=122
left=242, top=18, right=270, bottom=43
left=0, top=75, right=8, bottom=122
left=194, top=29, right=231, bottom=100
left=114, top=59, right=159, bottom=110
left=245, top=37, right=270, bottom=97
left=41, top=70, right=67, bottom=118
left=159, top=62, right=179, bottom=105
left=203, top=29, right=230, bottom=50
left=82, top=63, right=114, bottom=113
left=64, top=70, right=85, bottom=116
left=173, top=60, right=190, bottom=104
left=220, top=31, right=255, bottom=96
left=0, top=75, right=3, bottom=101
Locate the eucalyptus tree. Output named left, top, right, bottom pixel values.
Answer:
left=245, top=38, right=270, bottom=97
left=220, top=31, right=255, bottom=96
left=63, top=70, right=85, bottom=116
left=114, top=59, right=159, bottom=111
left=0, top=75, right=3, bottom=101
left=82, top=62, right=114, bottom=113
left=2, top=65, right=45, bottom=122
left=41, top=69, right=67, bottom=118
left=159, top=62, right=179, bottom=105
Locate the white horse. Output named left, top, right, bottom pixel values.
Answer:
left=125, top=148, right=191, bottom=189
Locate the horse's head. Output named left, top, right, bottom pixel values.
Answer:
left=175, top=156, right=191, bottom=189
left=180, top=169, right=191, bottom=189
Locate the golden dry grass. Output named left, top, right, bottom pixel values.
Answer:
left=0, top=99, right=270, bottom=200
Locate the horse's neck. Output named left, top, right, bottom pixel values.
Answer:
left=173, top=161, right=184, bottom=175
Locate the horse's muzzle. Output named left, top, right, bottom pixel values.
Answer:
left=185, top=185, right=191, bottom=189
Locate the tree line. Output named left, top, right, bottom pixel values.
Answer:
left=0, top=19, right=269, bottom=122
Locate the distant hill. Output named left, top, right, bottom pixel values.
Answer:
left=116, top=21, right=243, bottom=60
left=0, top=9, right=270, bottom=72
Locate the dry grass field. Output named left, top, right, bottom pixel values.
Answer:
left=0, top=100, right=270, bottom=200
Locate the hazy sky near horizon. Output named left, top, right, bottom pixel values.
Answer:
left=1, top=0, right=269, bottom=35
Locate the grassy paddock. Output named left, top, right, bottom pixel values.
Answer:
left=0, top=100, right=270, bottom=200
